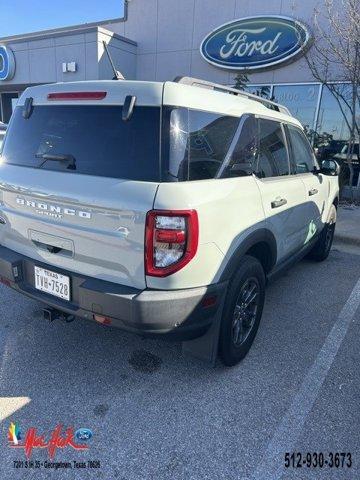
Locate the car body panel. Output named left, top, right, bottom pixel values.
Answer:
left=149, top=176, right=265, bottom=289
left=0, top=164, right=158, bottom=289
left=254, top=175, right=309, bottom=262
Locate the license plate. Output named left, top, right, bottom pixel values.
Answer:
left=34, top=266, right=70, bottom=301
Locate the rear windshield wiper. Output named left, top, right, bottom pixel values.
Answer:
left=35, top=153, right=76, bottom=170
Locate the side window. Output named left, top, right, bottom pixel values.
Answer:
left=287, top=125, right=316, bottom=173
left=168, top=108, right=189, bottom=180
left=256, top=119, right=289, bottom=178
left=187, top=110, right=239, bottom=180
left=168, top=108, right=239, bottom=181
left=222, top=115, right=257, bottom=178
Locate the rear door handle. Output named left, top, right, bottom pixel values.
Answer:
left=309, top=188, right=318, bottom=196
left=271, top=198, right=287, bottom=208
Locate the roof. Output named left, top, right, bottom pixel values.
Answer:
left=0, top=24, right=135, bottom=47
left=0, top=19, right=127, bottom=44
left=17, top=79, right=301, bottom=127
left=18, top=81, right=164, bottom=107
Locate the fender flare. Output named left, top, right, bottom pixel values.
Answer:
left=219, top=228, right=277, bottom=282
left=325, top=193, right=339, bottom=223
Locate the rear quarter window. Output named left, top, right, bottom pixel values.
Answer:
left=165, top=107, right=239, bottom=181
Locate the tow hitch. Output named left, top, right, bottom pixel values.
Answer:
left=43, top=307, right=75, bottom=323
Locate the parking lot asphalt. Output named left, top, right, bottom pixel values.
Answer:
left=0, top=242, right=359, bottom=480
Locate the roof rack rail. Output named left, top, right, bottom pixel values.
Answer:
left=173, top=76, right=291, bottom=116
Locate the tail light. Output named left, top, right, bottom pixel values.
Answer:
left=145, top=210, right=199, bottom=277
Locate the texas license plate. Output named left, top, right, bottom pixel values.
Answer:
left=34, top=266, right=70, bottom=301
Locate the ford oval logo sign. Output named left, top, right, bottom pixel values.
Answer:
left=75, top=428, right=93, bottom=441
left=200, top=16, right=311, bottom=71
left=0, top=45, right=15, bottom=81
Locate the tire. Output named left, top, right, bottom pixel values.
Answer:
left=307, top=204, right=337, bottom=262
left=219, top=255, right=265, bottom=367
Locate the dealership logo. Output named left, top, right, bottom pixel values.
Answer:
left=8, top=422, right=22, bottom=445
left=200, top=16, right=311, bottom=71
left=0, top=45, right=15, bottom=80
left=8, top=423, right=90, bottom=459
left=75, top=428, right=93, bottom=441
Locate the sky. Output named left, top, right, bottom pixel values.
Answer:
left=0, top=0, right=125, bottom=37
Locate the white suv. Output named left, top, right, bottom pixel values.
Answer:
left=0, top=77, right=339, bottom=366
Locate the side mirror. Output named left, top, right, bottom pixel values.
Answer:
left=320, top=159, right=340, bottom=176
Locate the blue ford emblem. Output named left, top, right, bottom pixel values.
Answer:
left=200, top=16, right=311, bottom=71
left=0, top=45, right=16, bottom=81
left=75, top=428, right=93, bottom=441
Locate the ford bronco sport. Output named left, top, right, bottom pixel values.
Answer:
left=0, top=77, right=339, bottom=366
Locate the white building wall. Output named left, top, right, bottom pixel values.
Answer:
left=98, top=29, right=137, bottom=80
left=0, top=27, right=137, bottom=89
left=105, top=0, right=344, bottom=84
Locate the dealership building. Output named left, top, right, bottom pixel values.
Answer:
left=0, top=0, right=357, bottom=186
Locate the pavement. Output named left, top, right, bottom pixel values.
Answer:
left=335, top=205, right=360, bottom=246
left=0, top=239, right=359, bottom=479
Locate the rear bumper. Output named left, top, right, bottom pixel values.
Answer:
left=0, top=245, right=227, bottom=340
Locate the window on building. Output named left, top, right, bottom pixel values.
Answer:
left=231, top=76, right=272, bottom=99
left=272, top=84, right=320, bottom=136
left=167, top=107, right=239, bottom=181
left=315, top=84, right=359, bottom=186
left=257, top=119, right=289, bottom=178
left=1, top=92, right=19, bottom=123
left=287, top=124, right=316, bottom=173
left=244, top=85, right=272, bottom=100
left=315, top=84, right=352, bottom=146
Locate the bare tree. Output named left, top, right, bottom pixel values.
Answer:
left=304, top=0, right=360, bottom=197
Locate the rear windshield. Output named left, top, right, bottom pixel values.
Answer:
left=1, top=105, right=161, bottom=181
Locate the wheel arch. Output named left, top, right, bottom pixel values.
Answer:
left=219, top=229, right=277, bottom=282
